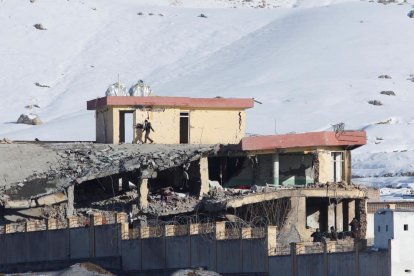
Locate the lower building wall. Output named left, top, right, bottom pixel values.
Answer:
left=0, top=224, right=390, bottom=275
left=269, top=251, right=390, bottom=276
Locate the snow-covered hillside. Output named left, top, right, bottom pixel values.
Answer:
left=1, top=0, right=414, bottom=198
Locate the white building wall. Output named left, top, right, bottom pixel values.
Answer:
left=374, top=210, right=394, bottom=249
left=366, top=213, right=375, bottom=239
left=391, top=212, right=414, bottom=276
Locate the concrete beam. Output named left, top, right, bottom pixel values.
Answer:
left=203, top=188, right=366, bottom=212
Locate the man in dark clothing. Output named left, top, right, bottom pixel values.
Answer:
left=311, top=228, right=323, bottom=242
left=330, top=226, right=338, bottom=241
left=349, top=218, right=361, bottom=239
left=143, top=119, right=155, bottom=144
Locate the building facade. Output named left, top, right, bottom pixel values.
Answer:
left=87, top=96, right=254, bottom=144
left=375, top=209, right=414, bottom=275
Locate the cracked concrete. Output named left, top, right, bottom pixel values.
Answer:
left=0, top=142, right=216, bottom=206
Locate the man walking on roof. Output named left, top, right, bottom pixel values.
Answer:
left=143, top=119, right=155, bottom=144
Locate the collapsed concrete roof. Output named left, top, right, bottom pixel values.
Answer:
left=0, top=142, right=216, bottom=205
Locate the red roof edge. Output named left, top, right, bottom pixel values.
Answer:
left=242, top=131, right=367, bottom=151
left=87, top=96, right=254, bottom=110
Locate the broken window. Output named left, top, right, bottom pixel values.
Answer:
left=279, top=153, right=314, bottom=186
left=331, top=152, right=344, bottom=182
left=208, top=156, right=254, bottom=188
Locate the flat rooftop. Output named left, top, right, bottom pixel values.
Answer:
left=87, top=96, right=255, bottom=110
left=242, top=131, right=366, bottom=151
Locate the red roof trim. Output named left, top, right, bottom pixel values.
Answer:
left=87, top=96, right=254, bottom=110
left=242, top=131, right=367, bottom=151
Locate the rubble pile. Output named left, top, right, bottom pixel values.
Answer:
left=146, top=192, right=200, bottom=216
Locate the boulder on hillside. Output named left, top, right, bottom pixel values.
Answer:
left=33, top=23, right=47, bottom=30
left=17, top=114, right=43, bottom=125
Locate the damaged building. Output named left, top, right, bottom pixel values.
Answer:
left=0, top=95, right=368, bottom=245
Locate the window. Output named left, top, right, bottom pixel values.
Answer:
left=386, top=225, right=388, bottom=232
left=378, top=225, right=381, bottom=232
left=331, top=152, right=344, bottom=182
left=404, top=224, right=409, bottom=231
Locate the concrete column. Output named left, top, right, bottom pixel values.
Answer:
left=67, top=216, right=78, bottom=228
left=242, top=227, right=252, bottom=239
left=190, top=223, right=200, bottom=235
left=328, top=202, right=335, bottom=230
left=290, top=242, right=298, bottom=276
left=66, top=185, right=74, bottom=218
left=120, top=222, right=129, bottom=240
left=140, top=226, right=150, bottom=239
left=336, top=201, right=344, bottom=231
left=199, top=157, right=209, bottom=196
left=116, top=212, right=128, bottom=223
left=272, top=153, right=279, bottom=185
left=291, top=196, right=307, bottom=230
left=165, top=225, right=175, bottom=237
left=25, top=221, right=36, bottom=232
left=267, top=226, right=277, bottom=256
left=5, top=224, right=15, bottom=234
left=47, top=218, right=57, bottom=230
left=139, top=179, right=149, bottom=209
left=344, top=151, right=352, bottom=185
left=348, top=199, right=356, bottom=226
left=92, top=213, right=103, bottom=226
left=215, top=221, right=226, bottom=240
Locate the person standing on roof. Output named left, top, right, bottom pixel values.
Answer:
left=143, top=119, right=155, bottom=144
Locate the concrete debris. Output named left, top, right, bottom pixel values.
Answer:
left=378, top=74, right=392, bottom=79
left=408, top=10, right=414, bottom=18
left=146, top=191, right=199, bottom=216
left=209, top=180, right=223, bottom=190
left=0, top=143, right=215, bottom=202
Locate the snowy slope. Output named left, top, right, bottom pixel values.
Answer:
left=1, top=0, right=414, bottom=197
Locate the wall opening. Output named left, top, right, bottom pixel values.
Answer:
left=119, top=111, right=134, bottom=143
left=331, top=152, right=344, bottom=182
left=208, top=156, right=253, bottom=188
left=306, top=197, right=329, bottom=231
left=148, top=160, right=201, bottom=196
left=180, top=112, right=189, bottom=144
left=404, top=224, right=409, bottom=231
left=279, top=153, right=315, bottom=186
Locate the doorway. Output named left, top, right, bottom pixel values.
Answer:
left=119, top=111, right=134, bottom=143
left=180, top=112, right=189, bottom=144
